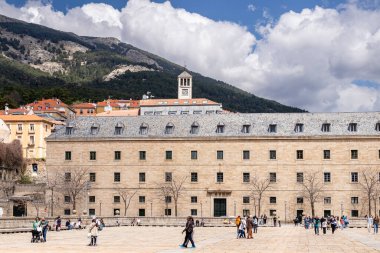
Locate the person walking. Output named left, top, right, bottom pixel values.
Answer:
left=374, top=216, right=379, bottom=234
left=331, top=217, right=337, bottom=234
left=239, top=217, right=246, bottom=238
left=55, top=216, right=61, bottom=231
left=367, top=215, right=374, bottom=233
left=235, top=216, right=241, bottom=239
left=40, top=217, right=49, bottom=242
left=321, top=217, right=327, bottom=235
left=180, top=216, right=195, bottom=248
left=253, top=216, right=258, bottom=233
left=313, top=217, right=320, bottom=235
left=246, top=215, right=253, bottom=239
left=88, top=219, right=99, bottom=246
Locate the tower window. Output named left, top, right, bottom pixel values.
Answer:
left=294, top=123, right=304, bottom=133
left=216, top=123, right=225, bottom=133
left=321, top=123, right=331, bottom=132
left=242, top=124, right=251, bottom=134
left=165, top=123, right=174, bottom=134
left=348, top=123, right=357, bottom=132
left=114, top=122, right=124, bottom=135
left=139, top=123, right=148, bottom=135
left=268, top=124, right=277, bottom=133
left=190, top=122, right=199, bottom=134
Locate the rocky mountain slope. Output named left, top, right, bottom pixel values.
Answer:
left=0, top=14, right=305, bottom=113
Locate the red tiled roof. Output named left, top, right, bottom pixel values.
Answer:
left=0, top=114, right=53, bottom=124
left=26, top=98, right=70, bottom=111
left=72, top=103, right=96, bottom=109
left=0, top=108, right=31, bottom=115
left=139, top=98, right=220, bottom=106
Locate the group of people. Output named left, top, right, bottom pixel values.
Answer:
left=235, top=215, right=259, bottom=239
left=366, top=215, right=380, bottom=234
left=32, top=217, right=50, bottom=242
left=301, top=215, right=349, bottom=235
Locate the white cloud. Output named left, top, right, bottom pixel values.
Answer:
left=1, top=0, right=380, bottom=112
left=248, top=4, right=256, bottom=12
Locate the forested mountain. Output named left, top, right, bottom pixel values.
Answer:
left=0, top=14, right=305, bottom=113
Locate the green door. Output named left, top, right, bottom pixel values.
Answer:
left=214, top=198, right=226, bottom=217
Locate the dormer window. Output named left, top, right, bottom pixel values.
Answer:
left=139, top=123, right=148, bottom=135
left=165, top=123, right=174, bottom=134
left=321, top=123, right=331, bottom=132
left=216, top=123, right=225, bottom=133
left=90, top=123, right=99, bottom=135
left=242, top=124, right=251, bottom=134
left=114, top=122, right=124, bottom=135
left=268, top=124, right=277, bottom=133
left=294, top=123, right=304, bottom=133
left=65, top=127, right=73, bottom=135
left=348, top=123, right=357, bottom=132
left=376, top=122, right=380, bottom=132
left=190, top=122, right=199, bottom=134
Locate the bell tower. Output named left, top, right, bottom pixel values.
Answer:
left=178, top=70, right=192, bottom=99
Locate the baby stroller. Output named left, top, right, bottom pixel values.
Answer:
left=31, top=228, right=44, bottom=243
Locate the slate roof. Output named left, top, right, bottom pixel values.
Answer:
left=46, top=112, right=380, bottom=140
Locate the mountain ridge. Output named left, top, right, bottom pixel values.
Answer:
left=0, top=14, right=305, bottom=113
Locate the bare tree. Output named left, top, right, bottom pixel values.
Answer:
left=156, top=175, right=187, bottom=217
left=26, top=192, right=45, bottom=217
left=249, top=175, right=271, bottom=217
left=117, top=188, right=137, bottom=216
left=299, top=171, right=324, bottom=217
left=56, top=168, right=89, bottom=211
left=45, top=174, right=60, bottom=217
left=360, top=169, right=380, bottom=217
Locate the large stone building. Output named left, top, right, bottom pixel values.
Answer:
left=46, top=112, right=380, bottom=219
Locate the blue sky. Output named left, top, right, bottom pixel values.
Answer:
left=6, top=0, right=345, bottom=34
left=2, top=0, right=380, bottom=112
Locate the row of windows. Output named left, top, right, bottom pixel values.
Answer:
left=63, top=208, right=199, bottom=217
left=64, top=171, right=364, bottom=184
left=65, top=122, right=380, bottom=135
left=64, top=149, right=367, bottom=161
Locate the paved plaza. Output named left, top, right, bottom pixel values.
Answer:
left=1, top=225, right=380, bottom=253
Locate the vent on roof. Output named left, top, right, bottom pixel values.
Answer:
left=190, top=122, right=199, bottom=134
left=139, top=123, right=148, bottom=135
left=268, top=124, right=277, bottom=133
left=294, top=123, right=304, bottom=133
left=165, top=123, right=174, bottom=134
left=242, top=124, right=251, bottom=134
left=216, top=122, right=225, bottom=134
left=65, top=122, right=75, bottom=135
left=90, top=123, right=99, bottom=135
left=322, top=123, right=331, bottom=132
left=115, top=122, right=124, bottom=135
left=348, top=123, right=357, bottom=132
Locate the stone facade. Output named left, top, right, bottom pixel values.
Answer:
left=46, top=113, right=380, bottom=219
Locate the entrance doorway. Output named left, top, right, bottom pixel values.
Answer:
left=13, top=202, right=27, bottom=217
left=296, top=209, right=304, bottom=218
left=214, top=198, right=226, bottom=217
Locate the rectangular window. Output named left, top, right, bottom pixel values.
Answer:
left=65, top=172, right=71, bottom=182
left=89, top=196, right=95, bottom=203
left=139, top=196, right=145, bottom=203
left=64, top=195, right=71, bottom=203
left=165, top=172, right=172, bottom=182
left=89, top=173, right=96, bottom=182
left=114, top=151, right=121, bottom=160
left=89, top=209, right=95, bottom=216
left=269, top=172, right=277, bottom=183
left=166, top=150, right=173, bottom=160
left=217, top=150, right=224, bottom=160
left=17, top=124, right=22, bottom=131
left=296, top=197, right=304, bottom=204
left=323, top=150, right=330, bottom=159
left=64, top=209, right=71, bottom=215
left=348, top=123, right=357, bottom=132
left=190, top=125, right=199, bottom=134
left=191, top=150, right=198, bottom=160
left=295, top=123, right=304, bottom=133
left=191, top=209, right=197, bottom=216
left=243, top=150, right=250, bottom=160
left=90, top=151, right=96, bottom=160
left=243, top=172, right=250, bottom=183
left=139, top=172, right=146, bottom=183
left=242, top=125, right=250, bottom=133
left=65, top=127, right=73, bottom=135
left=139, top=151, right=146, bottom=160
left=297, top=172, right=304, bottom=183
left=165, top=209, right=172, bottom=216
left=269, top=150, right=277, bottom=160
left=65, top=151, right=71, bottom=160
left=243, top=196, right=250, bottom=204
left=30, top=124, right=35, bottom=131
left=268, top=124, right=277, bottom=133
left=322, top=123, right=331, bottom=132
left=351, top=172, right=358, bottom=183
left=114, top=196, right=120, bottom=203
left=324, top=172, right=331, bottom=183
left=115, top=127, right=123, bottom=135
left=139, top=209, right=146, bottom=217
left=114, top=172, right=121, bottom=182
left=351, top=197, right=359, bottom=204
left=296, top=150, right=303, bottom=160
left=270, top=197, right=277, bottom=204
left=324, top=197, right=331, bottom=205
left=29, top=136, right=34, bottom=145
left=351, top=150, right=358, bottom=159
left=191, top=172, right=198, bottom=182
left=217, top=172, right=223, bottom=183
left=351, top=210, right=359, bottom=217
left=114, top=209, right=120, bottom=216
left=191, top=196, right=198, bottom=203
left=216, top=125, right=224, bottom=133
left=243, top=209, right=250, bottom=216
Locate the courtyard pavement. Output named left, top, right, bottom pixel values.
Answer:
left=1, top=225, right=380, bottom=252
